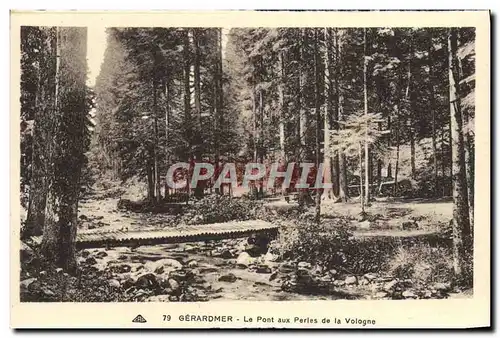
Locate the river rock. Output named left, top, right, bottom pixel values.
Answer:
left=85, top=257, right=97, bottom=265
left=279, top=263, right=295, bottom=274
left=109, top=263, right=132, bottom=273
left=374, top=291, right=389, bottom=299
left=155, top=274, right=170, bottom=289
left=108, top=279, right=121, bottom=289
left=195, top=291, right=209, bottom=302
left=96, top=251, right=108, bottom=258
left=269, top=271, right=279, bottom=282
left=246, top=233, right=270, bottom=257
left=236, top=252, right=254, bottom=268
left=383, top=280, right=399, bottom=292
left=359, top=278, right=368, bottom=286
left=146, top=258, right=183, bottom=274
left=422, top=290, right=433, bottom=299
left=402, top=290, right=418, bottom=299
left=357, top=212, right=367, bottom=222
left=27, top=280, right=42, bottom=293
left=171, top=269, right=194, bottom=281
left=42, top=288, right=56, bottom=297
left=81, top=249, right=91, bottom=258
left=168, top=278, right=180, bottom=292
left=135, top=273, right=159, bottom=290
left=297, top=261, right=312, bottom=270
left=183, top=244, right=198, bottom=253
left=187, top=260, right=198, bottom=268
left=146, top=295, right=171, bottom=302
left=328, top=269, right=338, bottom=277
left=199, top=267, right=218, bottom=274
left=218, top=273, right=237, bottom=283
left=20, top=278, right=37, bottom=290
left=333, top=280, right=345, bottom=287
left=220, top=249, right=234, bottom=259
left=345, top=276, right=358, bottom=285
left=433, top=282, right=451, bottom=292
left=263, top=252, right=279, bottom=263
left=255, top=264, right=272, bottom=274
left=363, top=273, right=377, bottom=283
left=320, top=275, right=333, bottom=283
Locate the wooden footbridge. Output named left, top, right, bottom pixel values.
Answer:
left=72, top=220, right=278, bottom=249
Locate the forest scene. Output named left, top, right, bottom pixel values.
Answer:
left=19, top=26, right=475, bottom=302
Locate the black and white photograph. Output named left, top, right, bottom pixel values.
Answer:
left=11, top=10, right=490, bottom=329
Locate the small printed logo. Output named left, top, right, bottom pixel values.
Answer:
left=132, top=314, right=147, bottom=323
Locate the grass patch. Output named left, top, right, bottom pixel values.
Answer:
left=386, top=244, right=454, bottom=286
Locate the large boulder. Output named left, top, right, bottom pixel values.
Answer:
left=245, top=233, right=271, bottom=257
left=218, top=273, right=238, bottom=283
left=135, top=273, right=159, bottom=290
left=20, top=242, right=35, bottom=262
left=236, top=252, right=255, bottom=268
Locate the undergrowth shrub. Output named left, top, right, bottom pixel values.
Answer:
left=386, top=244, right=454, bottom=286
left=277, top=217, right=457, bottom=276
left=278, top=219, right=354, bottom=271
left=183, top=194, right=261, bottom=224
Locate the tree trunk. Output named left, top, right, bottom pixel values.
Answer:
left=193, top=29, right=202, bottom=134
left=183, top=29, right=192, bottom=162
left=406, top=39, right=416, bottom=180
left=441, top=125, right=447, bottom=196
left=164, top=79, right=171, bottom=198
left=387, top=115, right=392, bottom=179
left=152, top=76, right=161, bottom=203
left=25, top=27, right=57, bottom=237
left=428, top=34, right=439, bottom=195
left=363, top=28, right=370, bottom=204
left=410, top=124, right=416, bottom=179
left=278, top=50, right=287, bottom=161
left=359, top=143, right=364, bottom=213
left=252, top=84, right=258, bottom=199
left=214, top=29, right=223, bottom=195
left=393, top=104, right=400, bottom=197
left=258, top=86, right=264, bottom=199
left=314, top=29, right=321, bottom=223
left=456, top=30, right=474, bottom=232
left=42, top=27, right=87, bottom=272
left=192, top=29, right=204, bottom=198
left=182, top=30, right=192, bottom=201
left=449, top=28, right=472, bottom=284
left=299, top=29, right=307, bottom=150
left=336, top=30, right=349, bottom=202
left=147, top=160, right=154, bottom=201
left=377, top=158, right=382, bottom=185
left=322, top=28, right=335, bottom=200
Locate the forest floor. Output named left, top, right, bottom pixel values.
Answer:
left=77, top=185, right=452, bottom=236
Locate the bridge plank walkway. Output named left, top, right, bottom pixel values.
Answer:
left=72, top=220, right=277, bottom=249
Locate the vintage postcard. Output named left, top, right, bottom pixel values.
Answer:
left=10, top=10, right=490, bottom=328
